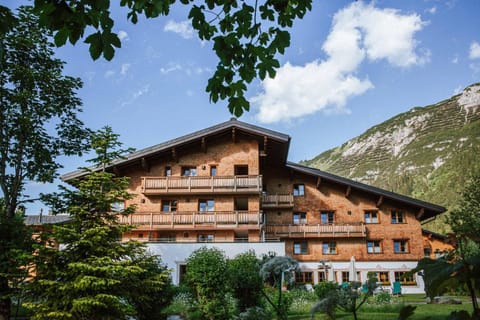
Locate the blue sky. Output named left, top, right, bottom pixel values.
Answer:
left=5, top=1, right=480, bottom=214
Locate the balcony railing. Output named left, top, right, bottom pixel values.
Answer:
left=141, top=175, right=262, bottom=194
left=265, top=223, right=366, bottom=238
left=261, top=193, right=294, bottom=208
left=117, top=211, right=262, bottom=229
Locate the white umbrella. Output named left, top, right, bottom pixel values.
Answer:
left=348, top=256, right=358, bottom=282
left=328, top=262, right=335, bottom=282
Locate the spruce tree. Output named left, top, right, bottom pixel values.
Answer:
left=25, top=127, right=173, bottom=320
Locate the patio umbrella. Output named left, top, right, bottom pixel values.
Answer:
left=348, top=256, right=358, bottom=282
left=327, top=262, right=335, bottom=282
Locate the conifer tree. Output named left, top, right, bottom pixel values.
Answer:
left=25, top=126, right=173, bottom=320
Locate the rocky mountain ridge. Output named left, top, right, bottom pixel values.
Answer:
left=302, top=84, right=480, bottom=233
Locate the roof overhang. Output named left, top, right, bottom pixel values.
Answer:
left=62, top=118, right=291, bottom=182
left=287, top=162, right=446, bottom=220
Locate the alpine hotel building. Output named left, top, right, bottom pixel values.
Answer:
left=62, top=119, right=446, bottom=293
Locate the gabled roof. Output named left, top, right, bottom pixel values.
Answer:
left=62, top=118, right=291, bottom=181
left=286, top=162, right=446, bottom=220
left=24, top=215, right=72, bottom=226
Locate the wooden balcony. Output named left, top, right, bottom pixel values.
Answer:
left=261, top=193, right=294, bottom=208
left=141, top=175, right=262, bottom=195
left=265, top=223, right=366, bottom=238
left=117, top=211, right=262, bottom=229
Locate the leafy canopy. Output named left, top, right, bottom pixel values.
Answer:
left=28, top=0, right=312, bottom=117
left=0, top=7, right=89, bottom=320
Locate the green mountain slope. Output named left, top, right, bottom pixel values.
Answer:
left=302, top=84, right=480, bottom=233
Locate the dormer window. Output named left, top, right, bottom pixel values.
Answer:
left=293, top=184, right=305, bottom=196
left=182, top=166, right=197, bottom=176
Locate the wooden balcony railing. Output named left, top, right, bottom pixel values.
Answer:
left=265, top=223, right=366, bottom=238
left=141, top=175, right=262, bottom=194
left=261, top=193, right=294, bottom=208
left=117, top=211, right=262, bottom=229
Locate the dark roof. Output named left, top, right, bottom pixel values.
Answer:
left=422, top=229, right=449, bottom=240
left=286, top=162, right=446, bottom=220
left=62, top=118, right=291, bottom=181
left=24, top=215, right=72, bottom=226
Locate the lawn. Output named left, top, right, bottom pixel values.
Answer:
left=288, top=293, right=474, bottom=320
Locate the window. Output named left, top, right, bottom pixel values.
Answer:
left=210, top=165, right=217, bottom=176
left=111, top=201, right=125, bottom=212
left=293, top=212, right=307, bottom=225
left=377, top=272, right=390, bottom=284
left=424, top=247, right=432, bottom=258
left=198, top=199, right=215, bottom=212
left=391, top=211, right=405, bottom=224
left=320, top=211, right=334, bottom=224
left=234, top=197, right=248, bottom=211
left=394, top=240, right=409, bottom=253
left=293, top=184, right=305, bottom=196
left=234, top=165, right=248, bottom=175
left=322, top=241, right=337, bottom=254
left=342, top=272, right=350, bottom=283
left=182, top=166, right=197, bottom=176
left=364, top=211, right=378, bottom=224
left=293, top=241, right=308, bottom=255
left=165, top=166, right=171, bottom=176
left=162, top=200, right=177, bottom=212
left=295, top=272, right=313, bottom=284
left=367, top=240, right=382, bottom=253
left=318, top=272, right=326, bottom=282
left=394, top=271, right=416, bottom=285
left=198, top=234, right=214, bottom=242
left=179, top=264, right=187, bottom=284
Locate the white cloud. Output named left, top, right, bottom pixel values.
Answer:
left=121, top=63, right=131, bottom=75
left=469, top=41, right=480, bottom=59
left=426, top=6, right=437, bottom=14
left=164, top=20, right=195, bottom=39
left=104, top=70, right=115, bottom=78
left=254, top=1, right=428, bottom=123
left=452, top=54, right=459, bottom=64
left=120, top=84, right=150, bottom=107
left=160, top=63, right=183, bottom=74
left=118, top=30, right=129, bottom=41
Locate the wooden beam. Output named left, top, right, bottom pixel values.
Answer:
left=141, top=157, right=150, bottom=172
left=263, top=136, right=268, bottom=154
left=171, top=148, right=178, bottom=162
left=376, top=195, right=383, bottom=207
left=232, top=128, right=236, bottom=143
left=416, top=208, right=425, bottom=219
left=345, top=185, right=352, bottom=197
left=316, top=177, right=322, bottom=189
left=201, top=137, right=207, bottom=153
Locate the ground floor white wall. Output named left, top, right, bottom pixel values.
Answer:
left=147, top=242, right=286, bottom=285
left=298, top=260, right=425, bottom=294
left=147, top=242, right=425, bottom=294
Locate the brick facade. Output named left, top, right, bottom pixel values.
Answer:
left=62, top=119, right=446, bottom=289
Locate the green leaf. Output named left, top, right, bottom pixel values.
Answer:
left=54, top=28, right=69, bottom=46
left=85, top=32, right=103, bottom=60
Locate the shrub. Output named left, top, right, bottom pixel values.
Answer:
left=236, top=306, right=272, bottom=320
left=314, top=281, right=339, bottom=300
left=374, top=291, right=392, bottom=305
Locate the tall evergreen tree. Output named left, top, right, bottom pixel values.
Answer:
left=25, top=127, right=173, bottom=320
left=0, top=6, right=89, bottom=319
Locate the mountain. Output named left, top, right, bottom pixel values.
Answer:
left=301, top=84, right=480, bottom=233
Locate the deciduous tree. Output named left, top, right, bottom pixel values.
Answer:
left=185, top=247, right=232, bottom=319
left=27, top=0, right=312, bottom=117
left=228, top=250, right=264, bottom=312
left=413, top=173, right=480, bottom=319
left=0, top=6, right=89, bottom=319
